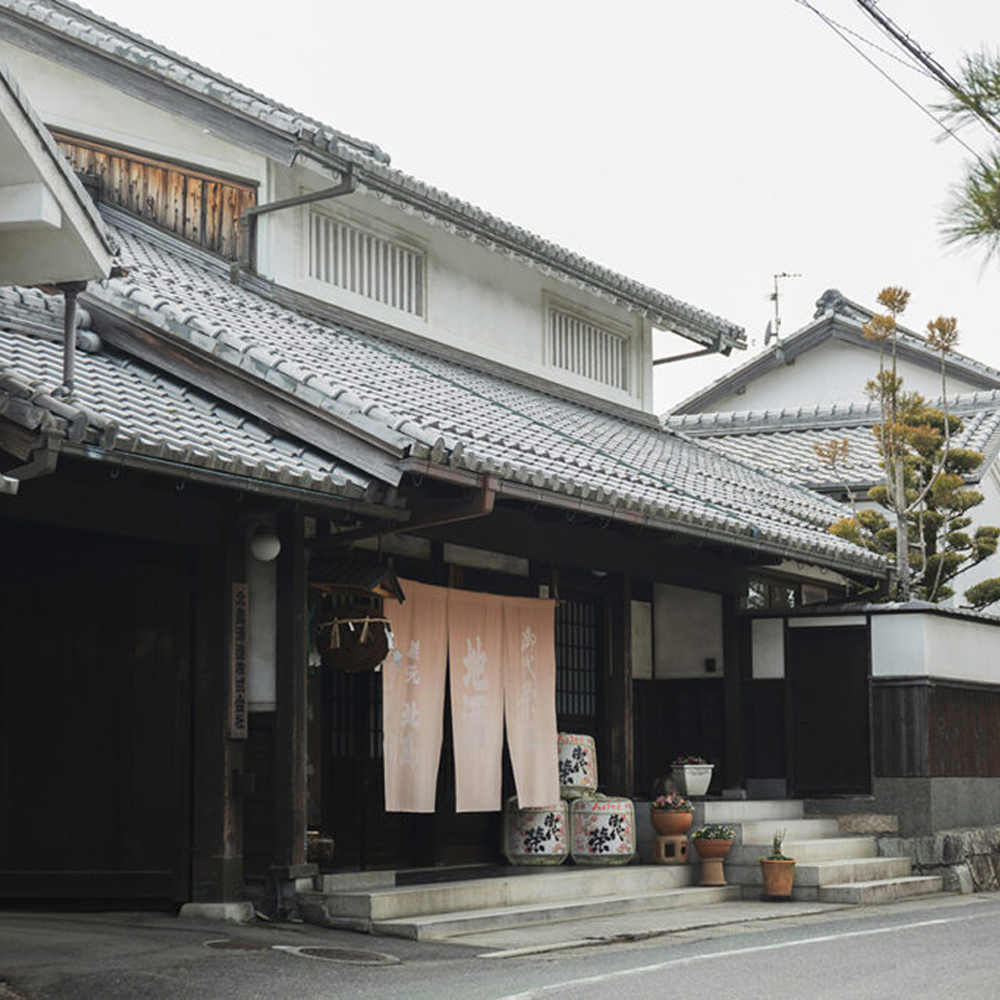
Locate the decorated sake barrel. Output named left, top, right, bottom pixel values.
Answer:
left=558, top=732, right=598, bottom=800
left=570, top=796, right=635, bottom=865
left=503, top=796, right=569, bottom=866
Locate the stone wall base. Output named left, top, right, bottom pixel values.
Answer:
left=876, top=827, right=1000, bottom=894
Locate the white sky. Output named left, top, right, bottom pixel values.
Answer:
left=72, top=0, right=1000, bottom=411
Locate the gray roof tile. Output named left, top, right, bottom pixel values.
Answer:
left=76, top=219, right=884, bottom=574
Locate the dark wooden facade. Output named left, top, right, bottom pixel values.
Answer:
left=54, top=132, right=256, bottom=259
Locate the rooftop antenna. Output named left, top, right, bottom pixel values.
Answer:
left=764, top=272, right=802, bottom=356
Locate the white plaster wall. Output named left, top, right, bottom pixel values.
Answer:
left=653, top=583, right=723, bottom=677
left=947, top=465, right=1000, bottom=606
left=751, top=617, right=784, bottom=679
left=259, top=162, right=653, bottom=411
left=871, top=612, right=1000, bottom=683
left=631, top=600, right=653, bottom=679
left=246, top=539, right=277, bottom=711
left=710, top=339, right=983, bottom=413
left=0, top=42, right=265, bottom=183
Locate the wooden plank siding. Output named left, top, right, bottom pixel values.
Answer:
left=53, top=132, right=256, bottom=260
left=929, top=684, right=1000, bottom=777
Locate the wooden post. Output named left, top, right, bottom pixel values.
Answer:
left=722, top=592, right=745, bottom=790
left=602, top=573, right=634, bottom=796
left=273, top=511, right=308, bottom=872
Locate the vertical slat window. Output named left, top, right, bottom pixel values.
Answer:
left=309, top=212, right=426, bottom=318
left=548, top=307, right=629, bottom=391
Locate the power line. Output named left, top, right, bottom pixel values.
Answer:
left=793, top=0, right=983, bottom=162
left=854, top=0, right=1000, bottom=141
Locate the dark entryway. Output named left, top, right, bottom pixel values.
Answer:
left=0, top=522, right=194, bottom=901
left=787, top=625, right=871, bottom=796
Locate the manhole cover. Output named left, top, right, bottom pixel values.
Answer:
left=274, top=945, right=400, bottom=965
left=205, top=939, right=272, bottom=952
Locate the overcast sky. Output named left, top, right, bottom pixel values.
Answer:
left=74, top=0, right=1000, bottom=410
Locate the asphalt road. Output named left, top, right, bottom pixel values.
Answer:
left=2, top=894, right=998, bottom=1000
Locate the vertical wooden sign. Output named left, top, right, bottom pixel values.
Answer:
left=229, top=582, right=249, bottom=739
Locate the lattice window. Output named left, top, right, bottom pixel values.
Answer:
left=555, top=597, right=599, bottom=720
left=548, top=306, right=629, bottom=390
left=309, top=212, right=425, bottom=317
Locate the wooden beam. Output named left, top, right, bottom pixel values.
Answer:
left=722, top=592, right=745, bottom=790
left=602, top=573, right=634, bottom=796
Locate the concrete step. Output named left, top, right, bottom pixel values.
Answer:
left=315, top=871, right=396, bottom=893
left=727, top=836, right=875, bottom=866
left=736, top=817, right=841, bottom=843
left=819, top=875, right=944, bottom=905
left=301, top=865, right=696, bottom=922
left=700, top=800, right=804, bottom=823
left=727, top=854, right=912, bottom=889
left=370, top=885, right=742, bottom=940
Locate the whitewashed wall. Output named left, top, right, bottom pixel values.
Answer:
left=709, top=338, right=983, bottom=413
left=871, top=612, right=1000, bottom=684
left=653, top=583, right=723, bottom=677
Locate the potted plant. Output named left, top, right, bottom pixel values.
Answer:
left=650, top=792, right=694, bottom=836
left=691, top=823, right=736, bottom=886
left=759, top=829, right=796, bottom=899
left=670, top=754, right=715, bottom=797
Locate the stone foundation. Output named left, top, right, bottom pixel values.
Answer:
left=875, top=827, right=1000, bottom=894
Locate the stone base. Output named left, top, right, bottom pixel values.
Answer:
left=179, top=901, right=255, bottom=924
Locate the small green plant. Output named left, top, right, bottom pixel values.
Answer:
left=651, top=793, right=693, bottom=812
left=692, top=823, right=735, bottom=841
left=762, top=828, right=794, bottom=861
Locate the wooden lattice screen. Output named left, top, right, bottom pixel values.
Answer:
left=54, top=131, right=257, bottom=260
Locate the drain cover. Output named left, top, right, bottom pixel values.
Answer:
left=274, top=945, right=401, bottom=966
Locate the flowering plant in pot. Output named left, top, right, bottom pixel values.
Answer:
left=759, top=829, right=796, bottom=899
left=670, top=755, right=715, bottom=797
left=691, top=823, right=736, bottom=886
left=649, top=793, right=693, bottom=836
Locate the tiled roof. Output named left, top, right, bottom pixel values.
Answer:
left=0, top=286, right=380, bottom=501
left=0, top=0, right=744, bottom=349
left=668, top=393, right=1000, bottom=490
left=75, top=218, right=886, bottom=575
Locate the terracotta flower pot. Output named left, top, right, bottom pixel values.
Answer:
left=692, top=837, right=733, bottom=860
left=760, top=858, right=796, bottom=898
left=650, top=808, right=693, bottom=836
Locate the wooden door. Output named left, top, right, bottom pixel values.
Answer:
left=787, top=625, right=871, bottom=796
left=0, top=523, right=193, bottom=901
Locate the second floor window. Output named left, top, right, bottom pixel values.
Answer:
left=547, top=305, right=629, bottom=391
left=309, top=212, right=425, bottom=317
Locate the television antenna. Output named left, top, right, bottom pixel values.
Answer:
left=764, top=271, right=802, bottom=347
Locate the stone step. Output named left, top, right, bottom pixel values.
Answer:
left=369, top=885, right=742, bottom=940
left=700, top=800, right=804, bottom=823
left=818, top=875, right=944, bottom=905
left=727, top=836, right=875, bottom=865
left=315, top=871, right=396, bottom=893
left=302, top=865, right=696, bottom=922
left=726, top=856, right=917, bottom=900
left=736, top=817, right=841, bottom=844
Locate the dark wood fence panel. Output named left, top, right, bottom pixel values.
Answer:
left=871, top=680, right=929, bottom=777
left=929, top=684, right=1000, bottom=777
left=632, top=679, right=725, bottom=797
left=742, top=680, right=786, bottom=779
left=54, top=132, right=256, bottom=260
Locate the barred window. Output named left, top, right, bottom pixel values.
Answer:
left=548, top=306, right=629, bottom=390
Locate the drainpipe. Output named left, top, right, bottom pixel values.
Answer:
left=239, top=165, right=355, bottom=271
left=56, top=280, right=88, bottom=397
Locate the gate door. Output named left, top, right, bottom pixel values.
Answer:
left=787, top=625, right=871, bottom=796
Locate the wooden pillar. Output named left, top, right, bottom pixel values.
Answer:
left=273, top=511, right=308, bottom=872
left=722, top=592, right=745, bottom=789
left=190, top=541, right=244, bottom=901
left=602, top=572, right=634, bottom=796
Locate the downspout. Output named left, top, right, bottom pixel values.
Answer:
left=56, top=280, right=87, bottom=396
left=239, top=165, right=356, bottom=272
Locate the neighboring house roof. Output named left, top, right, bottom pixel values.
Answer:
left=44, top=212, right=886, bottom=577
left=0, top=285, right=389, bottom=505
left=668, top=391, right=1000, bottom=493
left=0, top=53, right=115, bottom=283
left=669, top=289, right=1000, bottom=414
left=0, top=0, right=744, bottom=351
